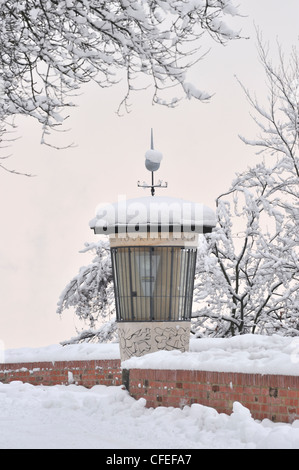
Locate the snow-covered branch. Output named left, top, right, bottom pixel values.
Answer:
left=0, top=0, right=241, bottom=157
left=57, top=239, right=115, bottom=341
left=238, top=31, right=299, bottom=185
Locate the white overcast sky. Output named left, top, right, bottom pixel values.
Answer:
left=1, top=0, right=298, bottom=349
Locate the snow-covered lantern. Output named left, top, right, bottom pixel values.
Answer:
left=89, top=132, right=216, bottom=361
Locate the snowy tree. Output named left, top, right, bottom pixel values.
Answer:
left=0, top=0, right=241, bottom=173
left=192, top=36, right=299, bottom=338
left=192, top=165, right=299, bottom=337
left=238, top=32, right=299, bottom=233
left=57, top=239, right=117, bottom=344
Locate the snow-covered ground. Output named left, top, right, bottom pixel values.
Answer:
left=1, top=335, right=299, bottom=449
left=0, top=381, right=299, bottom=449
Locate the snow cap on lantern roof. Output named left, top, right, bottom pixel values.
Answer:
left=89, top=195, right=216, bottom=235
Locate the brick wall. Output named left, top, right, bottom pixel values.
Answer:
left=1, top=359, right=298, bottom=424
left=0, top=359, right=121, bottom=388
left=123, top=368, right=299, bottom=424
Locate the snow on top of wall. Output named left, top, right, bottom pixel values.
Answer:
left=89, top=196, right=216, bottom=234
left=1, top=342, right=120, bottom=365
left=122, top=335, right=299, bottom=376
left=2, top=335, right=299, bottom=377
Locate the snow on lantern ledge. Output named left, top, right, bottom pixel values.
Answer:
left=89, top=196, right=216, bottom=240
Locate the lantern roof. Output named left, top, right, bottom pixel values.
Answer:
left=89, top=195, right=216, bottom=235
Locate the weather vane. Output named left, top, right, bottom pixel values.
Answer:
left=137, top=129, right=168, bottom=196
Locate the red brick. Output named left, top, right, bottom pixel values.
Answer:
left=287, top=389, right=299, bottom=399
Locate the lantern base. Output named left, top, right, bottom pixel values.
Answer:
left=117, top=321, right=191, bottom=362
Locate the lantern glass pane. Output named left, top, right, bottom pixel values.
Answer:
left=111, top=246, right=196, bottom=322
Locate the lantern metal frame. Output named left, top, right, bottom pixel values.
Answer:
left=111, top=245, right=197, bottom=322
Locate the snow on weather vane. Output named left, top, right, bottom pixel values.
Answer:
left=137, top=129, right=168, bottom=196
